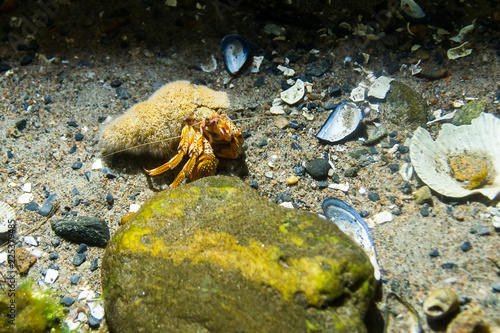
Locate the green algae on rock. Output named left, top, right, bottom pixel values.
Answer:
left=452, top=100, right=486, bottom=125
left=385, top=81, right=429, bottom=129
left=102, top=176, right=376, bottom=333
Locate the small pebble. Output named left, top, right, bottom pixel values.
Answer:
left=329, top=85, right=342, bottom=97
left=360, top=211, right=370, bottom=218
left=49, top=253, right=59, bottom=260
left=286, top=175, right=299, bottom=185
left=116, top=86, right=130, bottom=99
left=52, top=238, right=61, bottom=247
left=72, top=161, right=83, bottom=170
left=110, top=80, right=122, bottom=87
left=258, top=139, right=268, bottom=147
left=291, top=142, right=302, bottom=150
left=88, top=316, right=101, bottom=329
left=254, top=76, right=265, bottom=87
left=73, top=253, right=86, bottom=266
left=293, top=164, right=306, bottom=177
left=24, top=236, right=37, bottom=246
left=387, top=164, right=399, bottom=173
left=249, top=181, right=258, bottom=189
left=476, top=225, right=490, bottom=236
left=77, top=243, right=88, bottom=253
left=460, top=241, right=472, bottom=252
left=85, top=171, right=92, bottom=181
left=90, top=258, right=99, bottom=271
left=70, top=274, right=81, bottom=285
left=38, top=193, right=57, bottom=217
left=75, top=133, right=84, bottom=141
left=420, top=207, right=429, bottom=217
left=441, top=262, right=458, bottom=269
left=368, top=192, right=380, bottom=202
left=67, top=121, right=78, bottom=127
left=102, top=168, right=117, bottom=179
left=414, top=186, right=432, bottom=204
left=429, top=249, right=440, bottom=257
left=344, top=167, right=358, bottom=177
left=106, top=192, right=114, bottom=205
left=400, top=181, right=412, bottom=194
left=60, top=296, right=75, bottom=307
left=48, top=263, right=59, bottom=271
left=492, top=282, right=500, bottom=293
left=305, top=158, right=330, bottom=180
left=317, top=181, right=329, bottom=189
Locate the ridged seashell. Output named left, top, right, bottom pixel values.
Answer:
left=322, top=198, right=381, bottom=280
left=423, top=288, right=459, bottom=320
left=221, top=34, right=250, bottom=75
left=316, top=102, right=364, bottom=143
left=410, top=113, right=500, bottom=200
left=0, top=201, right=16, bottom=235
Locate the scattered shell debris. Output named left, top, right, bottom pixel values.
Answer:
left=280, top=79, right=305, bottom=105
left=447, top=42, right=473, bottom=60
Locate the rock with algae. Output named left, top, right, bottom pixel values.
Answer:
left=0, top=280, right=64, bottom=333
left=102, top=176, right=376, bottom=333
left=385, top=81, right=429, bottom=129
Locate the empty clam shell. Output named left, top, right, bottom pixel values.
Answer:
left=410, top=113, right=500, bottom=200
left=221, top=34, right=250, bottom=75
left=322, top=198, right=381, bottom=280
left=316, top=102, right=364, bottom=143
left=423, top=288, right=459, bottom=320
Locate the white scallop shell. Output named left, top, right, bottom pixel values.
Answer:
left=0, top=202, right=16, bottom=234
left=410, top=113, right=500, bottom=200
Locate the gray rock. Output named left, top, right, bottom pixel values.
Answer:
left=38, top=193, right=58, bottom=217
left=305, top=158, right=330, bottom=180
left=385, top=81, right=429, bottom=129
left=60, top=296, right=75, bottom=307
left=51, top=216, right=110, bottom=247
left=73, top=253, right=86, bottom=266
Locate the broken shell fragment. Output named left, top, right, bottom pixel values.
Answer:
left=367, top=76, right=394, bottom=100
left=410, top=113, right=500, bottom=200
left=423, top=288, right=459, bottom=320
left=221, top=34, right=250, bottom=74
left=322, top=198, right=381, bottom=280
left=400, top=0, right=426, bottom=20
left=447, top=42, right=473, bottom=60
left=316, top=102, right=364, bottom=143
left=280, top=79, right=305, bottom=105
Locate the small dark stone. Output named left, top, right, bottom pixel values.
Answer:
left=429, top=249, right=440, bottom=257
left=88, top=316, right=101, bottom=328
left=360, top=211, right=370, bottom=218
left=70, top=274, right=81, bottom=285
left=74, top=198, right=82, bottom=206
left=73, top=253, right=86, bottom=266
left=153, top=81, right=165, bottom=92
left=293, top=164, right=306, bottom=177
left=24, top=201, right=39, bottom=212
left=98, top=116, right=107, bottom=123
left=387, top=164, right=399, bottom=173
left=291, top=142, right=302, bottom=150
left=344, top=167, right=359, bottom=177
left=492, top=282, right=500, bottom=293
left=249, top=181, right=258, bottom=189
left=16, top=119, right=27, bottom=131
left=90, top=258, right=99, bottom=271
left=477, top=225, right=490, bottom=236
left=242, top=131, right=251, bottom=139
left=258, top=139, right=268, bottom=148
left=420, top=207, right=429, bottom=217
left=85, top=171, right=92, bottom=181
left=7, top=150, right=13, bottom=159
left=274, top=193, right=291, bottom=204
left=329, top=85, right=341, bottom=97
left=106, top=192, right=114, bottom=205
left=317, top=181, right=329, bottom=189
left=72, top=161, right=83, bottom=170
left=60, top=296, right=75, bottom=307
left=469, top=228, right=477, bottom=234
left=441, top=262, right=458, bottom=269
left=398, top=145, right=410, bottom=154
left=288, top=120, right=300, bottom=129
left=254, top=76, right=265, bottom=87
left=75, top=132, right=84, bottom=141
left=461, top=241, right=472, bottom=252
left=68, top=144, right=77, bottom=154
left=72, top=188, right=80, bottom=196
left=400, top=181, right=412, bottom=194
left=48, top=263, right=59, bottom=270
left=102, top=168, right=117, bottom=179
left=51, top=216, right=110, bottom=247
left=44, top=96, right=52, bottom=105
left=305, top=60, right=330, bottom=77
left=49, top=253, right=59, bottom=260
left=38, top=193, right=57, bottom=217
left=0, top=62, right=11, bottom=72
left=110, top=80, right=122, bottom=88
left=67, top=121, right=78, bottom=127
left=20, top=54, right=34, bottom=66
left=305, top=158, right=330, bottom=180
left=77, top=243, right=88, bottom=253
left=368, top=192, right=380, bottom=202
left=116, top=87, right=130, bottom=99
left=385, top=61, right=399, bottom=75
left=51, top=238, right=61, bottom=247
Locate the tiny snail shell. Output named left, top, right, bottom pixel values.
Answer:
left=423, top=288, right=459, bottom=320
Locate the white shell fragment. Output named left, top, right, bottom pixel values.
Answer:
left=410, top=113, right=500, bottom=200
left=277, top=65, right=295, bottom=77
left=250, top=56, right=264, bottom=73
left=450, top=24, right=474, bottom=43
left=447, top=42, right=473, bottom=60
left=200, top=55, right=217, bottom=73
left=316, top=102, right=364, bottom=143
left=350, top=86, right=366, bottom=102
left=322, top=198, right=381, bottom=280
left=44, top=268, right=59, bottom=284
left=0, top=202, right=15, bottom=235
left=367, top=76, right=394, bottom=99
left=400, top=0, right=426, bottom=19
left=280, top=79, right=305, bottom=105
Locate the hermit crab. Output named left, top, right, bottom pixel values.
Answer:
left=101, top=81, right=243, bottom=187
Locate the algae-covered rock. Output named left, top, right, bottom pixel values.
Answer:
left=102, top=176, right=376, bottom=333
left=452, top=100, right=486, bottom=125
left=385, top=81, right=429, bottom=128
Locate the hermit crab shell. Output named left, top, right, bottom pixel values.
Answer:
left=410, top=113, right=500, bottom=200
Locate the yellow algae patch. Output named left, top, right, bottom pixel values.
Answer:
left=449, top=155, right=488, bottom=189
left=120, top=230, right=342, bottom=306
left=117, top=225, right=151, bottom=253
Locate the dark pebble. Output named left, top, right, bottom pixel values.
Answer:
left=469, top=228, right=477, bottom=234
left=76, top=243, right=88, bottom=253
left=68, top=144, right=77, bottom=154
left=249, top=181, right=259, bottom=189
left=400, top=181, right=412, bottom=194
left=51, top=238, right=61, bottom=247
left=38, top=193, right=57, bottom=217
left=274, top=192, right=292, bottom=204
left=0, top=62, right=11, bottom=72
left=441, top=262, right=458, bottom=269
left=368, top=192, right=380, bottom=202
left=74, top=198, right=82, bottom=206
left=258, top=139, right=268, bottom=148
left=49, top=253, right=59, bottom=260
left=7, top=150, right=13, bottom=159
left=44, top=96, right=52, bottom=105
left=325, top=103, right=338, bottom=110
left=72, top=253, right=86, bottom=266
left=16, top=119, right=27, bottom=131
left=60, top=296, right=75, bottom=307
left=398, top=145, right=409, bottom=154
left=477, top=225, right=490, bottom=236
left=360, top=211, right=370, bottom=218
left=75, top=132, right=84, bottom=141
left=51, top=216, right=110, bottom=247
left=98, top=116, right=107, bottom=123
left=90, top=258, right=99, bottom=271
left=305, top=158, right=330, bottom=180
left=24, top=201, right=39, bottom=212
left=492, top=282, right=500, bottom=293
left=48, top=263, right=59, bottom=270
left=72, top=188, right=80, bottom=196
left=85, top=171, right=92, bottom=181
left=344, top=167, right=359, bottom=177
left=293, top=164, right=306, bottom=177
left=116, top=87, right=130, bottom=99
left=20, top=54, right=34, bottom=66
left=387, top=164, right=399, bottom=173
left=70, top=274, right=81, bottom=285
left=106, top=192, right=114, bottom=205
left=254, top=76, right=265, bottom=87
left=332, top=173, right=340, bottom=183
left=72, top=161, right=83, bottom=170
left=242, top=131, right=251, bottom=139
left=317, top=181, right=329, bottom=189
left=461, top=241, right=472, bottom=252
left=420, top=207, right=429, bottom=217
left=429, top=249, right=440, bottom=257
left=102, top=168, right=116, bottom=179
left=288, top=120, right=300, bottom=129
left=110, top=80, right=122, bottom=87
left=329, top=85, right=342, bottom=97
left=67, top=121, right=78, bottom=127
left=305, top=59, right=330, bottom=77
left=291, top=142, right=302, bottom=150
left=88, top=316, right=101, bottom=328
